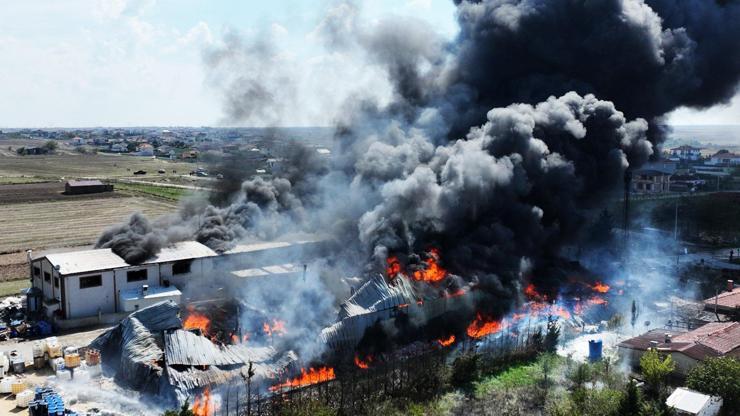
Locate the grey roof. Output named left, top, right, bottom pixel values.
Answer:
left=224, top=236, right=327, bottom=255
left=142, top=241, right=217, bottom=264
left=231, top=263, right=303, bottom=279
left=45, top=248, right=129, bottom=275
left=67, top=180, right=105, bottom=187
left=39, top=241, right=216, bottom=275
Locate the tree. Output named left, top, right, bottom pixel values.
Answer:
left=544, top=315, right=560, bottom=353
left=43, top=140, right=57, bottom=152
left=618, top=380, right=642, bottom=416
left=568, top=362, right=592, bottom=390
left=161, top=401, right=194, bottom=416
left=531, top=327, right=544, bottom=352
left=639, top=349, right=675, bottom=395
left=631, top=300, right=638, bottom=333
left=686, top=357, right=740, bottom=410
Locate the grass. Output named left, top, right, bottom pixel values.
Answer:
left=116, top=182, right=190, bottom=201
left=0, top=176, right=52, bottom=184
left=474, top=354, right=563, bottom=398
left=0, top=279, right=29, bottom=298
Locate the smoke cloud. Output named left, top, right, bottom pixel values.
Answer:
left=96, top=0, right=740, bottom=355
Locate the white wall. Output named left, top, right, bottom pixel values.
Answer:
left=113, top=265, right=160, bottom=300
left=65, top=270, right=116, bottom=319
left=165, top=258, right=213, bottom=288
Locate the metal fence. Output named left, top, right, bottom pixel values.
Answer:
left=215, top=327, right=539, bottom=416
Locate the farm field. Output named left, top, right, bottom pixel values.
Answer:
left=0, top=152, right=196, bottom=179
left=0, top=197, right=177, bottom=255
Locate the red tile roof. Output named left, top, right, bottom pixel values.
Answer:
left=618, top=322, right=740, bottom=361
left=703, top=288, right=740, bottom=310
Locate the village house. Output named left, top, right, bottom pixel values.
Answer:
left=632, top=169, right=672, bottom=193
left=706, top=150, right=740, bottom=166
left=617, top=322, right=740, bottom=376
left=670, top=145, right=703, bottom=162
left=703, top=281, right=739, bottom=317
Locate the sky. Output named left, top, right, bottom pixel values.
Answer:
left=0, top=0, right=737, bottom=128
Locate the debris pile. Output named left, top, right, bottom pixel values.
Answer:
left=91, top=300, right=300, bottom=403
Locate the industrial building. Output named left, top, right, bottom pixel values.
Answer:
left=29, top=237, right=328, bottom=324
left=30, top=241, right=217, bottom=321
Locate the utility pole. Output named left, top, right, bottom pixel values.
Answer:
left=674, top=198, right=678, bottom=241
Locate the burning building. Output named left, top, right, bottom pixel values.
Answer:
left=91, top=300, right=299, bottom=403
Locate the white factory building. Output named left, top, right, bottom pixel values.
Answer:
left=29, top=237, right=328, bottom=326
left=31, top=242, right=218, bottom=321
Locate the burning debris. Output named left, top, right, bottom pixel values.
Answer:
left=90, top=301, right=301, bottom=404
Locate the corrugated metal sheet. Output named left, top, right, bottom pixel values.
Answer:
left=45, top=248, right=129, bottom=275
left=42, top=241, right=216, bottom=275
left=231, top=263, right=303, bottom=279
left=142, top=241, right=218, bottom=264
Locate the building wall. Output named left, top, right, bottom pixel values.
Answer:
left=165, top=258, right=214, bottom=288
left=113, top=265, right=161, bottom=300
left=64, top=270, right=116, bottom=319
left=670, top=352, right=699, bottom=376
left=37, top=257, right=215, bottom=320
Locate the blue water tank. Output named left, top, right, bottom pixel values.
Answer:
left=588, top=339, right=603, bottom=362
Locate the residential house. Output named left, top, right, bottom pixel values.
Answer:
left=632, top=169, right=672, bottom=193
left=670, top=145, right=703, bottom=162
left=707, top=150, right=740, bottom=166
left=618, top=322, right=740, bottom=375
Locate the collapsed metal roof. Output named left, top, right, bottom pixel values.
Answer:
left=91, top=301, right=297, bottom=403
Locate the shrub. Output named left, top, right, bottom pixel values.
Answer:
left=639, top=349, right=675, bottom=395
left=686, top=357, right=740, bottom=410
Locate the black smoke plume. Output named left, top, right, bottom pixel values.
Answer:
left=97, top=0, right=740, bottom=341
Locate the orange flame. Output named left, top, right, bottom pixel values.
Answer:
left=524, top=283, right=548, bottom=301
left=354, top=354, right=373, bottom=369
left=588, top=296, right=608, bottom=306
left=590, top=282, right=610, bottom=293
left=269, top=367, right=336, bottom=391
left=183, top=309, right=211, bottom=335
left=466, top=313, right=504, bottom=339
left=437, top=335, right=456, bottom=347
left=412, top=248, right=447, bottom=282
left=263, top=319, right=286, bottom=337
left=549, top=305, right=571, bottom=320
left=386, top=256, right=403, bottom=278
left=192, top=387, right=215, bottom=416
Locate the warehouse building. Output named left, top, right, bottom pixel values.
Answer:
left=64, top=179, right=113, bottom=195
left=30, top=241, right=217, bottom=321
left=29, top=237, right=329, bottom=324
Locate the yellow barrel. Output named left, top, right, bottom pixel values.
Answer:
left=11, top=381, right=26, bottom=395
left=64, top=354, right=81, bottom=368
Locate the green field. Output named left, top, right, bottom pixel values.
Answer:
left=0, top=279, right=29, bottom=298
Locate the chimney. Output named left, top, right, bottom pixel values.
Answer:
left=664, top=333, right=671, bottom=344
left=142, top=284, right=149, bottom=297
left=649, top=340, right=659, bottom=349
left=728, top=280, right=735, bottom=292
